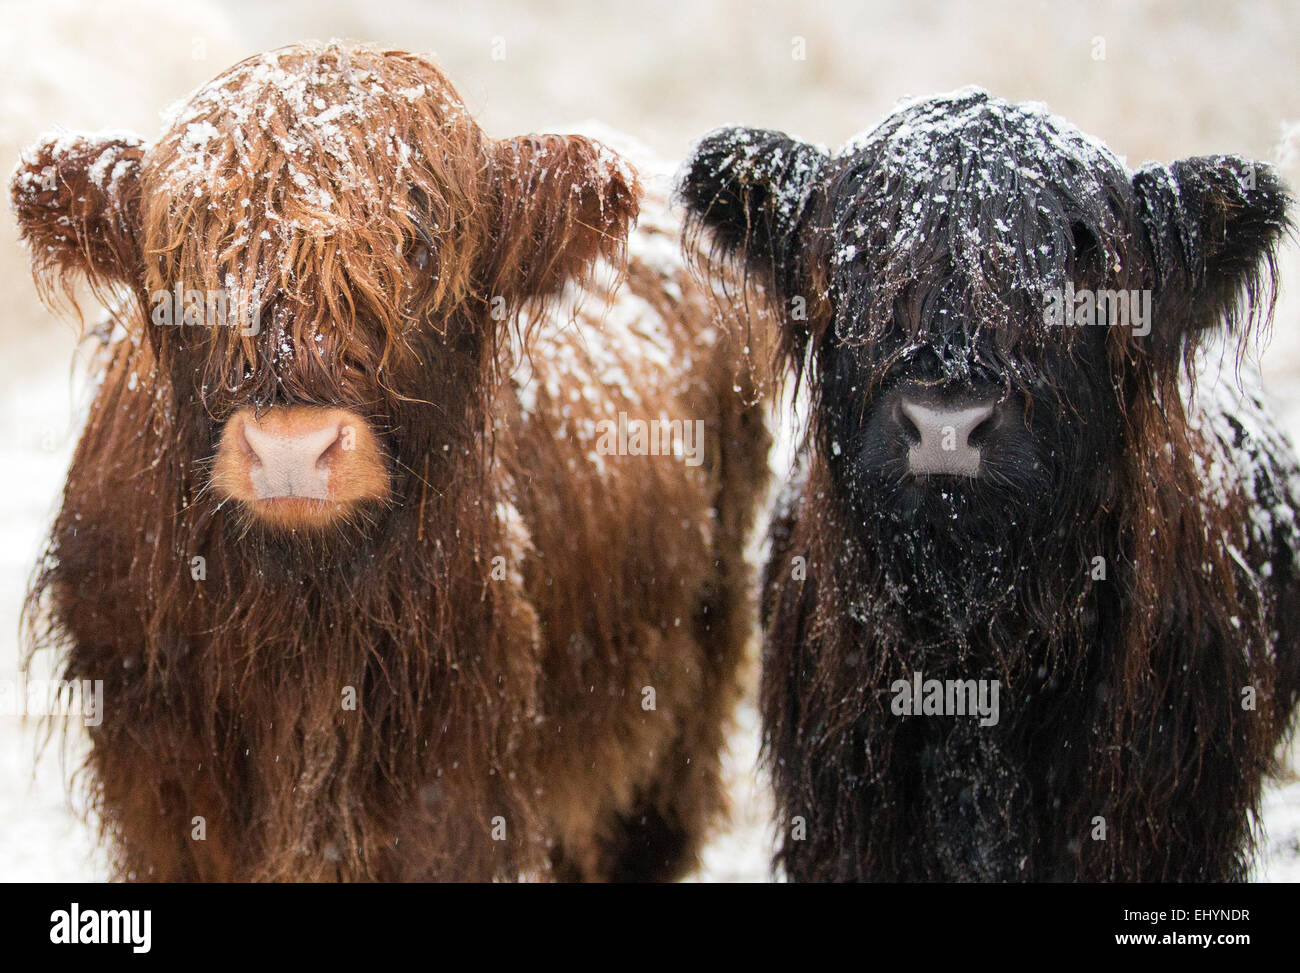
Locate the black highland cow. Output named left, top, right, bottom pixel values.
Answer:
left=679, top=88, right=1300, bottom=881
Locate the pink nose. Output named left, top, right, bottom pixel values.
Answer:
left=240, top=418, right=343, bottom=500
left=213, top=406, right=390, bottom=525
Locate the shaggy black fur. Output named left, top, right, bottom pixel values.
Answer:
left=680, top=87, right=1300, bottom=881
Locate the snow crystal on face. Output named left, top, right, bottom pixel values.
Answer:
left=8, top=163, right=51, bottom=208
left=86, top=152, right=118, bottom=191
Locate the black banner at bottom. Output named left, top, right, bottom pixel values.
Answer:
left=1, top=881, right=1285, bottom=960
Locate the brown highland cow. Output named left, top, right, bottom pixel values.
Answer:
left=12, top=43, right=769, bottom=881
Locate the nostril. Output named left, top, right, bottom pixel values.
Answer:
left=240, top=420, right=269, bottom=468
left=239, top=425, right=258, bottom=465
left=215, top=407, right=389, bottom=513
left=966, top=409, right=998, bottom=448
left=895, top=401, right=922, bottom=445
left=314, top=426, right=345, bottom=471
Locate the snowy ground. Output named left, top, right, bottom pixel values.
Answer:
left=2, top=0, right=1300, bottom=882
left=0, top=361, right=113, bottom=882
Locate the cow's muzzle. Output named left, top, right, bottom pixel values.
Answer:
left=861, top=384, right=1022, bottom=480
left=212, top=406, right=390, bottom=526
left=898, top=397, right=997, bottom=477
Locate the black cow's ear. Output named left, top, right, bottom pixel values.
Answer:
left=10, top=131, right=147, bottom=309
left=677, top=127, right=827, bottom=300
left=1132, top=156, right=1292, bottom=339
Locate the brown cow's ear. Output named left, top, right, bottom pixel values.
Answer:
left=10, top=131, right=147, bottom=307
left=481, top=134, right=639, bottom=310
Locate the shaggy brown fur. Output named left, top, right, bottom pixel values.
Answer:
left=13, top=43, right=769, bottom=882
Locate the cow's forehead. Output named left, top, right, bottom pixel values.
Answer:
left=820, top=91, right=1152, bottom=363
left=138, top=43, right=490, bottom=342
left=840, top=87, right=1127, bottom=178
left=159, top=42, right=474, bottom=149
left=831, top=89, right=1134, bottom=248
left=147, top=43, right=479, bottom=228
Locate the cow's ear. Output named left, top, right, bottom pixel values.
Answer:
left=677, top=126, right=828, bottom=301
left=482, top=134, right=639, bottom=309
left=10, top=131, right=147, bottom=308
left=1132, top=156, right=1292, bottom=342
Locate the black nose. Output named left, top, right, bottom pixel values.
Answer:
left=893, top=394, right=1001, bottom=477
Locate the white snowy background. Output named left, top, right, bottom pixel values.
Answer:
left=1, top=0, right=1298, bottom=881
